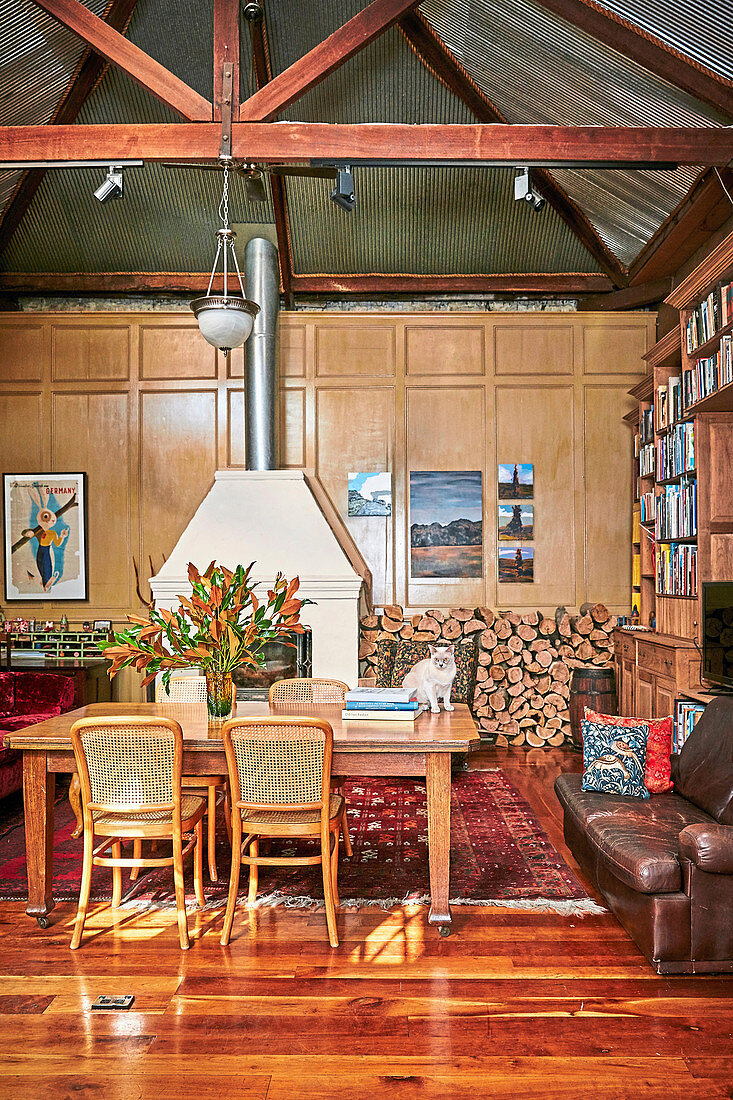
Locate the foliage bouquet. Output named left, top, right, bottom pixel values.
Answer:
left=100, top=561, right=309, bottom=716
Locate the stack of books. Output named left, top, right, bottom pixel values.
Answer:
left=675, top=700, right=706, bottom=752
left=685, top=281, right=733, bottom=354
left=342, top=687, right=426, bottom=722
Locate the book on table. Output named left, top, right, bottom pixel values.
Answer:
left=342, top=704, right=428, bottom=722
left=345, top=688, right=418, bottom=708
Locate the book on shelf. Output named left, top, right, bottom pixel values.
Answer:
left=669, top=376, right=682, bottom=423
left=656, top=386, right=668, bottom=430
left=639, top=442, right=655, bottom=477
left=345, top=687, right=417, bottom=704
left=640, top=407, right=654, bottom=443
left=632, top=505, right=641, bottom=544
left=342, top=705, right=428, bottom=722
left=640, top=490, right=656, bottom=524
left=632, top=552, right=641, bottom=589
left=656, top=542, right=697, bottom=597
left=685, top=280, right=733, bottom=354
left=656, top=480, right=697, bottom=541
left=682, top=335, right=733, bottom=410
left=674, top=699, right=706, bottom=752
left=656, top=421, right=695, bottom=480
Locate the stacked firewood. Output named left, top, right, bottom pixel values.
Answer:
left=359, top=603, right=616, bottom=747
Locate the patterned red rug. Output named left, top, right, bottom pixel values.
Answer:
left=0, top=770, right=602, bottom=913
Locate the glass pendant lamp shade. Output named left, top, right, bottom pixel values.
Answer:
left=191, top=296, right=259, bottom=352
left=192, top=166, right=260, bottom=355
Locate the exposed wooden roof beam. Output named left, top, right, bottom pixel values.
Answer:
left=289, top=274, right=612, bottom=294
left=0, top=0, right=139, bottom=257
left=629, top=168, right=733, bottom=285
left=28, top=0, right=212, bottom=120
left=530, top=0, right=733, bottom=119
left=2, top=123, right=730, bottom=165
left=0, top=272, right=613, bottom=294
left=398, top=10, right=628, bottom=287
left=576, top=277, right=673, bottom=311
left=238, top=0, right=421, bottom=121
left=249, top=8, right=295, bottom=306
left=213, top=0, right=240, bottom=121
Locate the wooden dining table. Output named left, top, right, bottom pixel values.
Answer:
left=7, top=699, right=480, bottom=936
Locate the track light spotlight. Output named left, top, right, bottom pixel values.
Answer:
left=245, top=168, right=267, bottom=204
left=330, top=165, right=356, bottom=213
left=94, top=165, right=124, bottom=203
left=514, top=167, right=545, bottom=212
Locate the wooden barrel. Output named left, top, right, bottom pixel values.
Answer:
left=568, top=666, right=617, bottom=751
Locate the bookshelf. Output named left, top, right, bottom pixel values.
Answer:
left=626, top=230, right=733, bottom=644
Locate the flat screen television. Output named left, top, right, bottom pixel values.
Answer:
left=702, top=581, right=733, bottom=691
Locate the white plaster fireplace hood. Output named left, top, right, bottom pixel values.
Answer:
left=149, top=469, right=364, bottom=687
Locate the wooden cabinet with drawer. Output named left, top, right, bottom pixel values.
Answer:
left=613, top=629, right=701, bottom=719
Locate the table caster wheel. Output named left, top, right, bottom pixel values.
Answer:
left=438, top=924, right=451, bottom=938
left=36, top=915, right=49, bottom=929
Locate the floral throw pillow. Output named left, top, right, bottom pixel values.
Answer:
left=374, top=640, right=397, bottom=687
left=581, top=719, right=650, bottom=799
left=387, top=640, right=478, bottom=704
left=585, top=708, right=674, bottom=794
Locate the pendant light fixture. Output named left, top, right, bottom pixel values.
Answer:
left=191, top=158, right=260, bottom=357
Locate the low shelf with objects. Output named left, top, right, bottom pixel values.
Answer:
left=1, top=626, right=112, bottom=664
left=613, top=627, right=701, bottom=721
left=0, top=626, right=114, bottom=708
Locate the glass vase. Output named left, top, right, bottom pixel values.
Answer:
left=205, top=669, right=234, bottom=719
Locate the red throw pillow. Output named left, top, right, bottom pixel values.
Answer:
left=584, top=708, right=673, bottom=794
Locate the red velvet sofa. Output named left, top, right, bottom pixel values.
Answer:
left=0, top=671, right=76, bottom=799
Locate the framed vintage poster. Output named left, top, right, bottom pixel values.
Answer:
left=3, top=473, right=88, bottom=601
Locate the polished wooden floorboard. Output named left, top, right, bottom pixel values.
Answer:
left=0, top=748, right=731, bottom=1099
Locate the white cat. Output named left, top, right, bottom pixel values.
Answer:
left=402, top=644, right=456, bottom=714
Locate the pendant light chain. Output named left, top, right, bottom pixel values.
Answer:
left=219, top=161, right=230, bottom=230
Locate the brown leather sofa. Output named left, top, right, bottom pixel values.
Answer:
left=555, top=696, right=733, bottom=974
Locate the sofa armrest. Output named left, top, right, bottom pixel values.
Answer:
left=679, top=824, right=733, bottom=874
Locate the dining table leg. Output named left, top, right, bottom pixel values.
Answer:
left=23, top=750, right=55, bottom=926
left=425, top=751, right=452, bottom=936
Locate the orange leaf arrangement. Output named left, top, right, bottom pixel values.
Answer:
left=100, top=561, right=310, bottom=691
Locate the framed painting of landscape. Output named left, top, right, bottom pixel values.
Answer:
left=348, top=472, right=392, bottom=516
left=498, top=543, right=534, bottom=582
left=498, top=503, right=533, bottom=541
left=409, top=471, right=482, bottom=578
left=498, top=463, right=533, bottom=499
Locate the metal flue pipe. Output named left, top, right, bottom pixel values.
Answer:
left=244, top=237, right=280, bottom=470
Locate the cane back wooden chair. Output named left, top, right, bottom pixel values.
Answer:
left=69, top=716, right=206, bottom=950
left=220, top=717, right=342, bottom=948
left=269, top=678, right=352, bottom=857
left=152, top=675, right=234, bottom=881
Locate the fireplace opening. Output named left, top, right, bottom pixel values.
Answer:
left=233, top=627, right=312, bottom=700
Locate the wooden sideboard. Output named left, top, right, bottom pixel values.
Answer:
left=613, top=628, right=702, bottom=719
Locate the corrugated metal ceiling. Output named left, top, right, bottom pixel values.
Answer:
left=0, top=0, right=730, bottom=280
left=594, top=0, right=733, bottom=81
left=420, top=0, right=725, bottom=264
left=0, top=0, right=108, bottom=222
left=260, top=20, right=601, bottom=273
left=1, top=0, right=273, bottom=273
left=287, top=165, right=601, bottom=275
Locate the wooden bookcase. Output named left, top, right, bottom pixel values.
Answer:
left=625, top=229, right=733, bottom=648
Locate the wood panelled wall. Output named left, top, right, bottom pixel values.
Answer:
left=0, top=310, right=652, bottom=635
left=279, top=311, right=653, bottom=614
